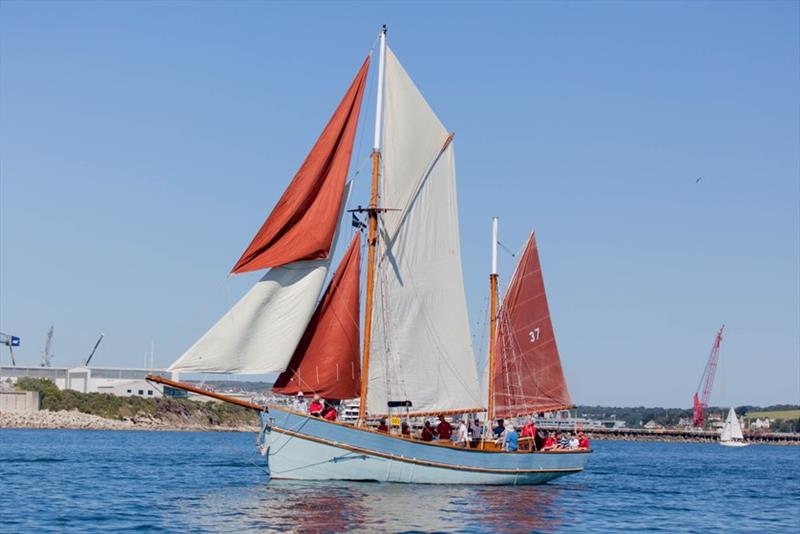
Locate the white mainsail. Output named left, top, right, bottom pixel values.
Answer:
left=169, top=184, right=352, bottom=375
left=366, top=47, right=483, bottom=416
left=721, top=407, right=744, bottom=441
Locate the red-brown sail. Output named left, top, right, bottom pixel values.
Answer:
left=273, top=233, right=361, bottom=399
left=231, top=57, right=370, bottom=274
left=492, top=232, right=572, bottom=418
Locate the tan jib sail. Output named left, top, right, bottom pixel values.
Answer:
left=272, top=233, right=362, bottom=400
left=169, top=56, right=370, bottom=375
left=366, top=47, right=483, bottom=416
left=492, top=233, right=572, bottom=418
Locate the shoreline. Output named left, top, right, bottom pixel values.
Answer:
left=4, top=410, right=799, bottom=445
left=0, top=410, right=259, bottom=433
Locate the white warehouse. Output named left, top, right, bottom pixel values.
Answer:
left=0, top=366, right=174, bottom=398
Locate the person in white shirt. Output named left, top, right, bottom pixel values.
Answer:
left=293, top=392, right=308, bottom=413
left=456, top=420, right=469, bottom=447
left=568, top=434, right=580, bottom=450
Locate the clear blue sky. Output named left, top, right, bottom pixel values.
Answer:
left=1, top=1, right=798, bottom=407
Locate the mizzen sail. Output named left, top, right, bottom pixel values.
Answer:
left=231, top=57, right=370, bottom=274
left=273, top=233, right=362, bottom=399
left=493, top=233, right=572, bottom=418
left=366, top=47, right=482, bottom=416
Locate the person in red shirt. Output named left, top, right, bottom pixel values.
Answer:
left=542, top=432, right=557, bottom=450
left=421, top=421, right=436, bottom=441
left=308, top=394, right=324, bottom=417
left=377, top=419, right=389, bottom=433
left=520, top=417, right=537, bottom=451
left=437, top=415, right=452, bottom=441
left=578, top=432, right=590, bottom=449
left=521, top=418, right=537, bottom=438
left=401, top=422, right=411, bottom=437
left=322, top=402, right=337, bottom=421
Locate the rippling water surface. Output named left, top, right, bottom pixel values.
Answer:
left=1, top=429, right=798, bottom=532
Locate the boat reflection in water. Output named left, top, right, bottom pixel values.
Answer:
left=189, top=480, right=570, bottom=533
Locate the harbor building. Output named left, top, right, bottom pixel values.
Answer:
left=0, top=365, right=173, bottom=398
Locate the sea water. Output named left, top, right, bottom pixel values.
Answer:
left=1, top=429, right=798, bottom=533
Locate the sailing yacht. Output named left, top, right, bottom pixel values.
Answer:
left=720, top=407, right=749, bottom=447
left=149, top=28, right=589, bottom=484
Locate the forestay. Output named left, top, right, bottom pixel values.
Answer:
left=366, top=47, right=483, bottom=416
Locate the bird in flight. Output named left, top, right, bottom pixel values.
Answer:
left=696, top=177, right=702, bottom=184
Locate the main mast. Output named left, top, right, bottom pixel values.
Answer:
left=487, top=216, right=499, bottom=423
left=358, top=26, right=387, bottom=425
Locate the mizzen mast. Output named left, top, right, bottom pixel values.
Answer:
left=358, top=25, right=387, bottom=425
left=487, top=216, right=499, bottom=423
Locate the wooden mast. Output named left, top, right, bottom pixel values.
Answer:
left=358, top=26, right=387, bottom=425
left=486, top=217, right=499, bottom=424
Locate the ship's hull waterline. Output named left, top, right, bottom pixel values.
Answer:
left=266, top=408, right=590, bottom=485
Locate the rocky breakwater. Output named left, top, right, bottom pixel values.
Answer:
left=0, top=409, right=260, bottom=433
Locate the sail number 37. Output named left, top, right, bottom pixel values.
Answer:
left=529, top=328, right=540, bottom=343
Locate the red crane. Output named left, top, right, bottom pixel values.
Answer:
left=692, top=325, right=724, bottom=428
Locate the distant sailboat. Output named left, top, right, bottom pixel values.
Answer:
left=148, top=27, right=589, bottom=485
left=720, top=407, right=749, bottom=447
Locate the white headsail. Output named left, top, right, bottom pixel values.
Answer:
left=721, top=407, right=744, bottom=441
left=169, top=184, right=352, bottom=375
left=366, top=47, right=483, bottom=415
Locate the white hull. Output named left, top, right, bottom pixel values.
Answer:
left=720, top=440, right=749, bottom=448
left=265, top=409, right=589, bottom=485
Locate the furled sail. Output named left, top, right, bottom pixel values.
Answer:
left=366, top=47, right=483, bottom=416
left=492, top=233, right=572, bottom=418
left=273, top=233, right=362, bottom=399
left=231, top=56, right=370, bottom=274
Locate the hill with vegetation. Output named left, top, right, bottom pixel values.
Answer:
left=15, top=378, right=258, bottom=428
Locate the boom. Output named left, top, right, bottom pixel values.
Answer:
left=692, top=325, right=724, bottom=428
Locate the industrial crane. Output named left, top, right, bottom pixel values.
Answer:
left=41, top=326, right=54, bottom=367
left=84, top=333, right=105, bottom=366
left=692, top=325, right=724, bottom=428
left=0, top=331, right=20, bottom=366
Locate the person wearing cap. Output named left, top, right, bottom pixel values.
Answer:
left=293, top=392, right=308, bottom=413
left=308, top=394, right=324, bottom=417
left=502, top=422, right=519, bottom=452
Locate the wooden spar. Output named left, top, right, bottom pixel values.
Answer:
left=358, top=26, right=386, bottom=425
left=487, top=273, right=498, bottom=422
left=146, top=374, right=267, bottom=412
left=358, top=149, right=380, bottom=425
left=486, top=216, right=499, bottom=423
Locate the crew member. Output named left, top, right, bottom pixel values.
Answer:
left=308, top=394, right=324, bottom=417
left=437, top=415, right=452, bottom=441
left=322, top=402, right=337, bottom=421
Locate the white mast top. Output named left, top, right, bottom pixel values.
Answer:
left=491, top=216, right=498, bottom=275
left=373, top=26, right=387, bottom=152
